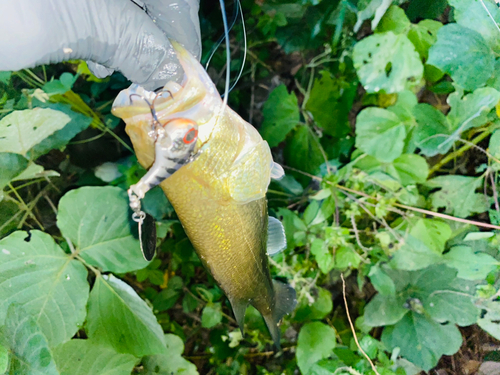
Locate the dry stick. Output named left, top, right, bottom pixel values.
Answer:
left=283, top=165, right=500, bottom=231
left=341, top=274, right=380, bottom=375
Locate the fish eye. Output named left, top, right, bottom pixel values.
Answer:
left=183, top=128, right=198, bottom=144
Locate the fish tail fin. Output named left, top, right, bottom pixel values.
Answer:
left=229, top=298, right=249, bottom=334
left=263, top=280, right=297, bottom=349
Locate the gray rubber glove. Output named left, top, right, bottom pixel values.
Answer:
left=0, top=0, right=201, bottom=90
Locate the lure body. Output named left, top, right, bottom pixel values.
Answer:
left=112, top=42, right=295, bottom=346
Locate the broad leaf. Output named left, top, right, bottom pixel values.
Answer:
left=449, top=0, right=500, bottom=52
left=369, top=265, right=396, bottom=296
left=53, top=340, right=137, bottom=375
left=296, top=322, right=336, bottom=374
left=355, top=107, right=406, bottom=162
left=0, top=108, right=70, bottom=156
left=306, top=71, right=355, bottom=137
left=0, top=230, right=89, bottom=346
left=412, top=103, right=453, bottom=156
left=426, top=175, right=489, bottom=218
left=389, top=154, right=428, bottom=185
left=294, top=287, right=333, bottom=322
left=86, top=274, right=165, bottom=357
left=364, top=294, right=408, bottom=327
left=409, top=219, right=451, bottom=254
left=382, top=312, right=462, bottom=371
left=143, top=334, right=199, bottom=375
left=260, top=85, right=299, bottom=147
left=354, top=0, right=392, bottom=32
left=201, top=302, right=223, bottom=328
left=443, top=246, right=499, bottom=280
left=389, top=233, right=442, bottom=270
left=0, top=153, right=28, bottom=189
left=30, top=103, right=93, bottom=159
left=407, top=20, right=442, bottom=60
left=57, top=186, right=149, bottom=273
left=0, top=304, right=58, bottom=375
left=284, top=126, right=324, bottom=183
left=311, top=238, right=334, bottom=274
left=375, top=6, right=410, bottom=35
left=428, top=24, right=495, bottom=91
left=353, top=31, right=423, bottom=93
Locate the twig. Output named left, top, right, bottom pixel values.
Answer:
left=350, top=214, right=370, bottom=254
left=341, top=274, right=380, bottom=375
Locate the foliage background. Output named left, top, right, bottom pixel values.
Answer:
left=2, top=0, right=500, bottom=374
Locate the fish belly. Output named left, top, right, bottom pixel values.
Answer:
left=160, top=170, right=275, bottom=313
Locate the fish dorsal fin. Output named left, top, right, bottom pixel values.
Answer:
left=270, top=162, right=284, bottom=180
left=267, top=217, right=286, bottom=255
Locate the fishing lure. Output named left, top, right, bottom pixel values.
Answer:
left=127, top=90, right=199, bottom=261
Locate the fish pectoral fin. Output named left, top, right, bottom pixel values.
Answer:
left=267, top=217, right=286, bottom=256
left=263, top=281, right=297, bottom=349
left=229, top=298, right=249, bottom=334
left=270, top=162, right=284, bottom=180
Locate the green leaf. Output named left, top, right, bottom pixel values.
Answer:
left=406, top=0, right=448, bottom=21
left=334, top=246, right=361, bottom=270
left=449, top=0, right=500, bottom=52
left=284, top=126, right=324, bottom=182
left=305, top=71, right=355, bottom=137
left=375, top=6, right=410, bottom=34
left=389, top=233, right=442, bottom=271
left=353, top=31, right=423, bottom=93
left=294, top=287, right=333, bottom=322
left=11, top=163, right=58, bottom=182
left=0, top=153, right=28, bottom=189
left=489, top=130, right=500, bottom=158
left=446, top=87, right=500, bottom=146
left=30, top=103, right=92, bottom=159
left=0, top=72, right=11, bottom=85
left=364, top=294, right=408, bottom=327
left=260, top=85, right=299, bottom=147
left=53, top=340, right=137, bottom=375
left=354, top=0, right=393, bottom=32
left=43, top=73, right=77, bottom=95
left=153, top=275, right=183, bottom=311
left=201, top=302, right=223, bottom=328
left=57, top=186, right=149, bottom=273
left=369, top=265, right=396, bottom=296
left=143, top=334, right=199, bottom=375
left=0, top=230, right=89, bottom=346
left=407, top=20, right=442, bottom=60
left=382, top=312, right=462, bottom=371
left=0, top=108, right=71, bottom=156
left=311, top=239, right=334, bottom=274
left=0, top=304, right=58, bottom=375
left=86, top=274, right=165, bottom=357
left=426, top=175, right=489, bottom=218
left=428, top=24, right=495, bottom=91
left=412, top=103, right=453, bottom=156
left=389, top=154, right=428, bottom=185
left=478, top=311, right=500, bottom=342
left=409, top=219, right=451, bottom=254
left=355, top=108, right=406, bottom=163
left=443, top=246, right=499, bottom=280
left=296, top=322, right=337, bottom=374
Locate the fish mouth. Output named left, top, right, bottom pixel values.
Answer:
left=111, top=41, right=222, bottom=135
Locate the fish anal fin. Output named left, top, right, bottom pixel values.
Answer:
left=229, top=298, right=249, bottom=334
left=267, top=217, right=286, bottom=255
left=263, top=280, right=297, bottom=349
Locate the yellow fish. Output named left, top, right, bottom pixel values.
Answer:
left=112, top=41, right=296, bottom=346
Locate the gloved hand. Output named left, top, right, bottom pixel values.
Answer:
left=0, top=0, right=201, bottom=90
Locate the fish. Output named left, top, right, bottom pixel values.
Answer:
left=111, top=42, right=296, bottom=347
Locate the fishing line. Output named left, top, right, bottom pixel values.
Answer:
left=480, top=0, right=500, bottom=33
left=219, top=0, right=231, bottom=108
left=206, top=0, right=247, bottom=97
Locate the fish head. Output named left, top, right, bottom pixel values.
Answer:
left=112, top=41, right=222, bottom=168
